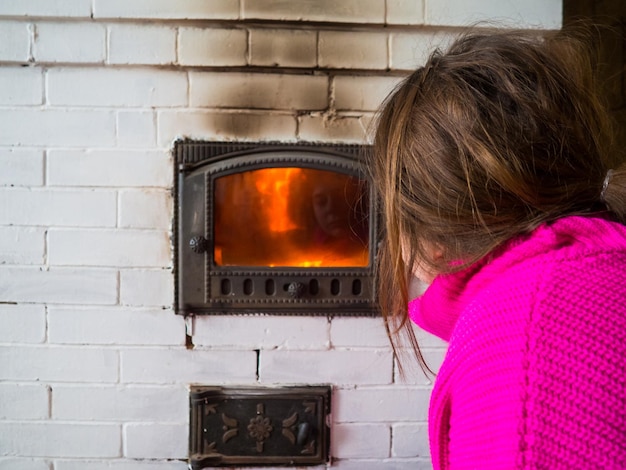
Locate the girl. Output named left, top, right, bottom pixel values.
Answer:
left=371, top=29, right=626, bottom=468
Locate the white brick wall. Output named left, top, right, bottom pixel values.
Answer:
left=0, top=0, right=560, bottom=467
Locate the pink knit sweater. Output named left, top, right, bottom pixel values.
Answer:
left=408, top=216, right=626, bottom=469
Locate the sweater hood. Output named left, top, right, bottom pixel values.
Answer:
left=408, top=215, right=626, bottom=341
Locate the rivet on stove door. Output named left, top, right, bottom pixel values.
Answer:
left=189, top=236, right=207, bottom=254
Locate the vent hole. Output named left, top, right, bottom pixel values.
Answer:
left=352, top=279, right=362, bottom=295
left=265, top=279, right=275, bottom=295
left=309, top=279, right=319, bottom=295
left=330, top=279, right=340, bottom=296
left=243, top=279, right=253, bottom=295
left=220, top=279, right=231, bottom=295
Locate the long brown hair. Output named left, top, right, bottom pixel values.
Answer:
left=370, top=28, right=626, bottom=372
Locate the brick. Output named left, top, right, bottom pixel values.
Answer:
left=48, top=229, right=170, bottom=268
left=0, top=345, right=118, bottom=382
left=392, top=422, right=430, bottom=457
left=109, top=24, right=176, bottom=65
left=0, top=188, right=116, bottom=226
left=0, top=66, right=42, bottom=105
left=124, top=423, right=187, bottom=459
left=119, top=269, right=174, bottom=307
left=0, top=304, right=46, bottom=343
left=298, top=114, right=369, bottom=143
left=260, top=350, right=392, bottom=385
left=47, top=149, right=172, bottom=188
left=179, top=28, right=247, bottom=67
left=119, top=189, right=172, bottom=229
left=190, top=72, right=328, bottom=110
left=47, top=68, right=187, bottom=107
left=117, top=110, right=156, bottom=148
left=332, top=458, right=431, bottom=469
left=334, top=75, right=402, bottom=111
left=331, top=423, right=390, bottom=458
left=48, top=307, right=184, bottom=346
left=94, top=0, right=239, bottom=19
left=0, top=109, right=116, bottom=147
left=319, top=31, right=388, bottom=70
left=394, top=348, right=446, bottom=385
left=55, top=461, right=189, bottom=470
left=193, top=315, right=330, bottom=349
left=0, top=226, right=45, bottom=265
left=390, top=31, right=456, bottom=70
left=0, top=383, right=48, bottom=419
left=425, top=0, right=562, bottom=29
left=0, top=459, right=50, bottom=470
left=1, top=422, right=120, bottom=457
left=34, top=22, right=105, bottom=63
left=53, top=384, right=187, bottom=421
left=0, top=267, right=118, bottom=305
left=0, top=21, right=30, bottom=62
left=387, top=0, right=425, bottom=25
left=333, top=387, right=430, bottom=422
left=158, top=110, right=297, bottom=146
left=249, top=29, right=317, bottom=68
left=120, top=348, right=257, bottom=383
left=0, top=0, right=92, bottom=17
left=242, top=0, right=385, bottom=23
left=330, top=317, right=390, bottom=348
left=0, top=148, right=44, bottom=186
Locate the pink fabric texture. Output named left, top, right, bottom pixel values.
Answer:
left=408, top=216, right=626, bottom=469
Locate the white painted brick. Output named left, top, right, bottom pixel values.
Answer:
left=34, top=22, right=106, bottom=63
left=319, top=31, right=387, bottom=70
left=120, top=348, right=257, bottom=383
left=260, top=350, right=392, bottom=385
left=390, top=31, right=456, bottom=70
left=333, top=458, right=432, bottom=470
left=393, top=348, right=446, bottom=386
left=109, top=24, right=176, bottom=65
left=0, top=304, right=46, bottom=343
left=193, top=315, right=330, bottom=349
left=0, top=66, right=42, bottom=105
left=117, top=110, right=156, bottom=148
left=94, top=0, right=239, bottom=20
left=392, top=422, right=430, bottom=458
left=425, top=0, right=562, bottom=29
left=1, top=422, right=120, bottom=457
left=124, top=423, right=187, bottom=459
left=0, top=109, right=116, bottom=147
left=330, top=317, right=390, bottom=348
left=0, top=459, right=50, bottom=470
left=119, top=189, right=172, bottom=229
left=52, top=384, right=187, bottom=421
left=334, top=75, right=402, bottom=112
left=178, top=28, right=247, bottom=67
left=0, top=346, right=118, bottom=382
left=249, top=29, right=317, bottom=68
left=298, top=114, right=369, bottom=143
left=48, top=307, right=184, bottom=346
left=47, top=68, right=187, bottom=107
left=48, top=229, right=170, bottom=268
left=0, top=267, right=118, bottom=305
left=190, top=72, right=328, bottom=110
left=333, top=387, right=430, bottom=422
left=242, top=0, right=385, bottom=23
left=331, top=423, right=390, bottom=458
left=55, top=461, right=188, bottom=470
left=0, top=188, right=116, bottom=226
left=0, top=226, right=45, bottom=265
left=119, top=269, right=174, bottom=307
left=387, top=0, right=425, bottom=25
left=158, top=111, right=297, bottom=146
left=0, top=383, right=48, bottom=419
left=0, top=21, right=30, bottom=62
left=0, top=0, right=92, bottom=17
left=0, top=148, right=44, bottom=186
left=47, top=149, right=172, bottom=188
